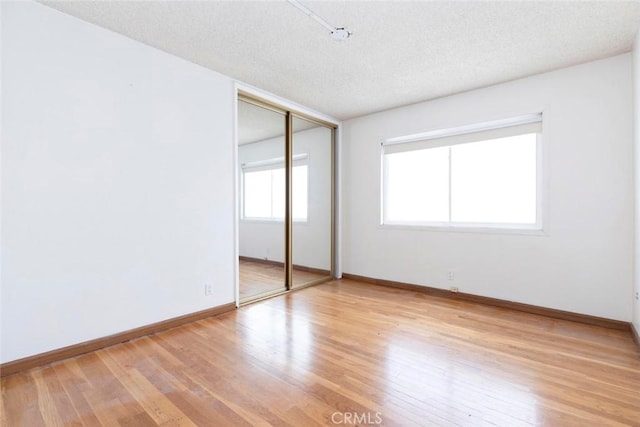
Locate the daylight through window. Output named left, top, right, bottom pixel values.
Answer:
left=382, top=114, right=542, bottom=230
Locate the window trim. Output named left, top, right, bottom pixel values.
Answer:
left=380, top=114, right=545, bottom=234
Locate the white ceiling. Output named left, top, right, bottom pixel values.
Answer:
left=42, top=1, right=640, bottom=120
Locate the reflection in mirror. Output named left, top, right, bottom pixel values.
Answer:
left=292, top=116, right=333, bottom=287
left=237, top=100, right=286, bottom=301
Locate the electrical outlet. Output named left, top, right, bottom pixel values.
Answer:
left=204, top=283, right=213, bottom=296
left=636, top=291, right=639, bottom=301
left=447, top=271, right=455, bottom=281
left=450, top=287, right=459, bottom=293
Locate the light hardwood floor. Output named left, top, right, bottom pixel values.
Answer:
left=2, top=279, right=639, bottom=426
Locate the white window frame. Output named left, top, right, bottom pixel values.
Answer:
left=241, top=153, right=309, bottom=222
left=380, top=114, right=544, bottom=234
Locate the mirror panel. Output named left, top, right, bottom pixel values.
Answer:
left=237, top=99, right=287, bottom=301
left=291, top=116, right=333, bottom=287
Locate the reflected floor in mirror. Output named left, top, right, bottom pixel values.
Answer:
left=239, top=258, right=328, bottom=300
left=3, top=279, right=639, bottom=425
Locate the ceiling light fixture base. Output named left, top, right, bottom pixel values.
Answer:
left=331, top=28, right=352, bottom=41
left=287, top=0, right=352, bottom=42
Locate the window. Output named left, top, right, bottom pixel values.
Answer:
left=382, top=114, right=542, bottom=230
left=242, top=155, right=308, bottom=221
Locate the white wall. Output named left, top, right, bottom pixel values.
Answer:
left=1, top=2, right=236, bottom=363
left=238, top=126, right=332, bottom=270
left=342, top=54, right=634, bottom=321
left=634, top=30, right=640, bottom=332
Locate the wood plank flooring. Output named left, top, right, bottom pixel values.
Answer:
left=2, top=279, right=639, bottom=426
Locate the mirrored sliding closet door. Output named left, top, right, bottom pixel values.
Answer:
left=291, top=116, right=333, bottom=288
left=237, top=95, right=335, bottom=304
left=237, top=99, right=287, bottom=301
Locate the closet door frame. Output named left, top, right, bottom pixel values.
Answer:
left=237, top=92, right=336, bottom=304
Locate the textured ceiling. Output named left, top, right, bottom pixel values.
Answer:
left=42, top=1, right=640, bottom=120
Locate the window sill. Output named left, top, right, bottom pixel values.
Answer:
left=379, top=222, right=546, bottom=236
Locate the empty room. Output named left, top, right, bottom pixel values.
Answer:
left=2, top=1, right=640, bottom=425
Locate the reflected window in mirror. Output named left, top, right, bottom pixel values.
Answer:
left=242, top=155, right=308, bottom=222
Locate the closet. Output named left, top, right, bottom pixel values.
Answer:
left=237, top=94, right=335, bottom=303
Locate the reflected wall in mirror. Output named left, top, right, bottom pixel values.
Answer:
left=291, top=116, right=333, bottom=287
left=237, top=99, right=286, bottom=301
